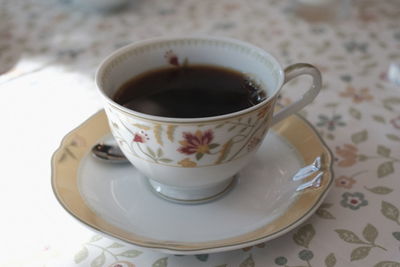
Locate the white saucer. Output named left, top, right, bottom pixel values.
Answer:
left=52, top=111, right=333, bottom=254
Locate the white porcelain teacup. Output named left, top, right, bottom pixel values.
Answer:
left=96, top=36, right=321, bottom=203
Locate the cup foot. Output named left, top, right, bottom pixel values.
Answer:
left=147, top=176, right=237, bottom=204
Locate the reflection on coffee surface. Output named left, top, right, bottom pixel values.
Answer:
left=113, top=65, right=267, bottom=118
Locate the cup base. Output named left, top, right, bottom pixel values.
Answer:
left=147, top=176, right=237, bottom=204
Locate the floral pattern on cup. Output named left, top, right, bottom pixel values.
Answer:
left=132, top=131, right=149, bottom=143
left=164, top=49, right=189, bottom=67
left=106, top=99, right=273, bottom=168
left=177, top=129, right=219, bottom=160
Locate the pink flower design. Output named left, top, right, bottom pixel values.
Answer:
left=164, top=50, right=179, bottom=66
left=133, top=134, right=144, bottom=143
left=132, top=131, right=149, bottom=143
left=335, top=176, right=356, bottom=189
left=177, top=130, right=218, bottom=160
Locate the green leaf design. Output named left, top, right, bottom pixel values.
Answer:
left=365, top=186, right=393, bottom=194
left=118, top=249, right=142, bottom=258
left=325, top=253, right=336, bottom=267
left=376, top=83, right=384, bottom=89
left=293, top=224, right=315, bottom=248
left=386, top=134, right=400, bottom=142
left=361, top=62, right=378, bottom=74
left=326, top=133, right=335, bottom=140
left=240, top=254, right=255, bottom=267
left=74, top=246, right=88, bottom=264
left=392, top=232, right=400, bottom=241
left=209, top=143, right=220, bottom=149
left=349, top=107, right=362, bottom=119
left=152, top=257, right=168, bottom=267
left=351, top=130, right=368, bottom=144
left=351, top=246, right=371, bottom=261
left=381, top=201, right=400, bottom=224
left=358, top=154, right=368, bottom=161
left=316, top=208, right=335, bottom=219
left=195, top=254, right=209, bottom=262
left=331, top=55, right=346, bottom=61
left=90, top=235, right=103, bottom=242
left=215, top=123, right=225, bottom=129
left=107, top=242, right=124, bottom=248
left=362, top=224, right=378, bottom=243
left=157, top=148, right=163, bottom=157
left=228, top=125, right=237, bottom=132
left=91, top=252, right=105, bottom=267
left=146, top=146, right=156, bottom=158
left=334, top=229, right=366, bottom=244
left=377, top=145, right=391, bottom=157
left=378, top=41, right=387, bottom=49
left=112, top=122, right=119, bottom=129
left=388, top=53, right=400, bottom=59
left=214, top=265, right=228, bottom=267
left=374, top=261, right=400, bottom=267
left=196, top=153, right=204, bottom=160
left=378, top=161, right=394, bottom=178
left=372, top=115, right=386, bottom=123
left=319, top=203, right=333, bottom=209
left=383, top=97, right=400, bottom=111
left=159, top=158, right=173, bottom=163
left=325, top=102, right=339, bottom=108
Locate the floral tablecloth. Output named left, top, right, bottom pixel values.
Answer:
left=1, top=0, right=400, bottom=266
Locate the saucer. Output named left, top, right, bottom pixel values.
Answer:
left=51, top=110, right=333, bottom=254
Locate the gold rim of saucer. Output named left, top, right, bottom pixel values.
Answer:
left=51, top=110, right=333, bottom=254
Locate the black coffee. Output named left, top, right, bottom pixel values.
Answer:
left=113, top=65, right=266, bottom=118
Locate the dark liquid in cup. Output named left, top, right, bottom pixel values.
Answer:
left=113, top=65, right=267, bottom=118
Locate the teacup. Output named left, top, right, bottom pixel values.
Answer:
left=96, top=36, right=321, bottom=203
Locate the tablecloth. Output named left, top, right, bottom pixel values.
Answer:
left=1, top=0, right=400, bottom=266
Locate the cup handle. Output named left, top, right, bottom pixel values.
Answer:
left=271, top=63, right=322, bottom=125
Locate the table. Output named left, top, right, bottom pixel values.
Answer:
left=1, top=0, right=400, bottom=266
